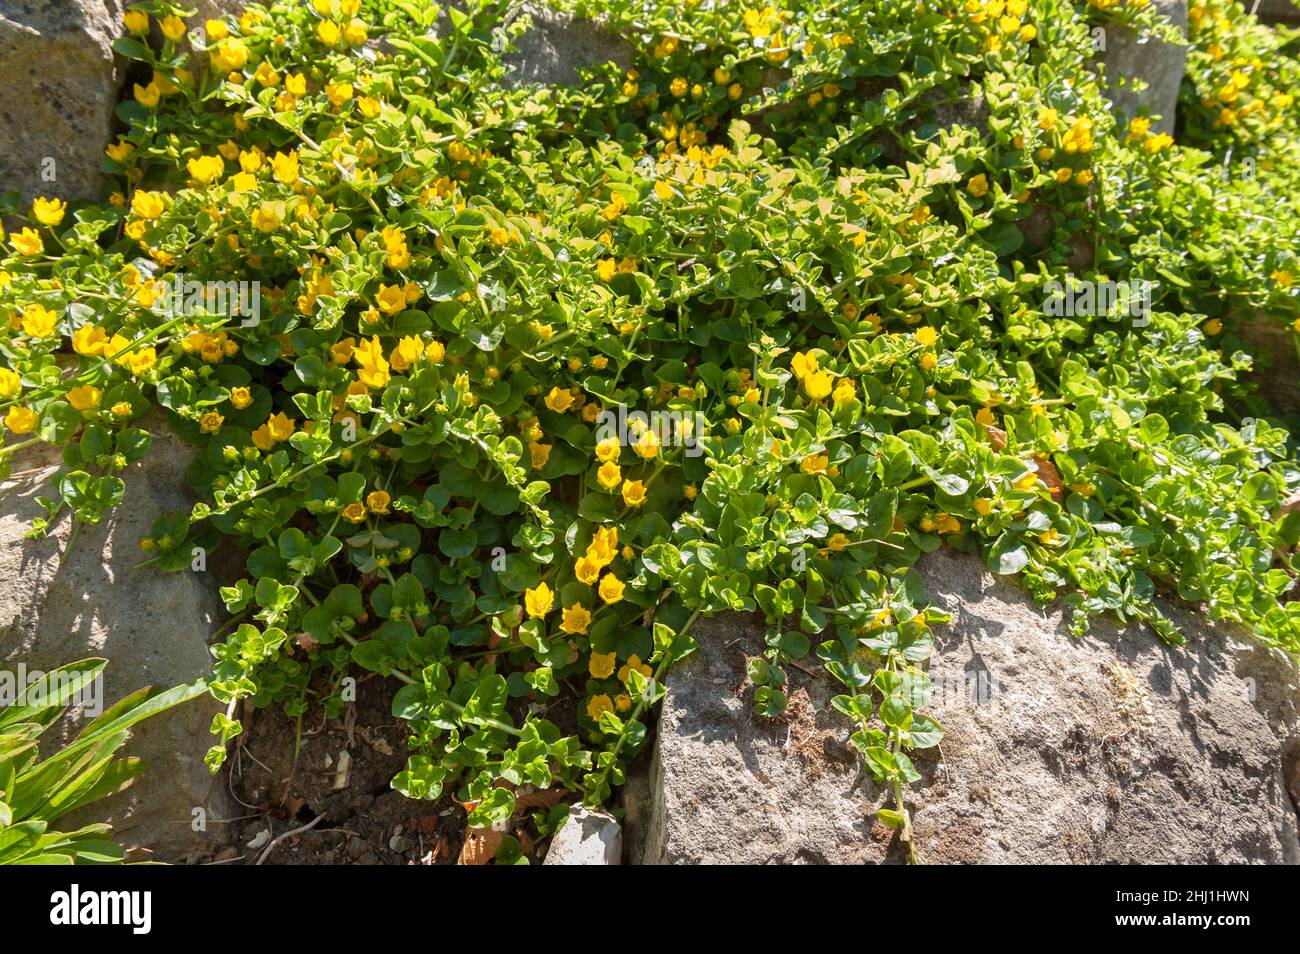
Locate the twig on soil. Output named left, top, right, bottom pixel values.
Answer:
left=254, top=815, right=324, bottom=865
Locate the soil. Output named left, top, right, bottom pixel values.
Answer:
left=201, top=672, right=560, bottom=865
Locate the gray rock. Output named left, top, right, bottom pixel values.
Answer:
left=630, top=548, right=1300, bottom=864
left=0, top=415, right=230, bottom=861
left=543, top=805, right=622, bottom=864
left=1099, top=0, right=1188, bottom=135
left=1251, top=0, right=1300, bottom=25
left=0, top=0, right=126, bottom=203
left=1236, top=311, right=1300, bottom=415
left=500, top=2, right=632, bottom=87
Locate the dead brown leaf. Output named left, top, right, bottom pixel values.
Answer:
left=1031, top=454, right=1065, bottom=499
left=456, top=826, right=505, bottom=865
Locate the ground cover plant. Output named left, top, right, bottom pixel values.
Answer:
left=0, top=0, right=1298, bottom=861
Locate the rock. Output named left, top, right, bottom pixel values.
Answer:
left=631, top=547, right=1300, bottom=864
left=1236, top=311, right=1300, bottom=415
left=0, top=414, right=231, bottom=861
left=543, top=805, right=622, bottom=864
left=1098, top=0, right=1188, bottom=135
left=1252, top=0, right=1300, bottom=25
left=500, top=2, right=632, bottom=87
left=0, top=0, right=126, bottom=204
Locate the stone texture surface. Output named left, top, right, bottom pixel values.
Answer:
left=543, top=806, right=622, bottom=864
left=1252, top=0, right=1300, bottom=25
left=628, top=548, right=1300, bottom=864
left=0, top=415, right=230, bottom=860
left=0, top=0, right=126, bottom=203
left=501, top=2, right=632, bottom=87
left=1099, top=0, right=1188, bottom=135
left=1237, top=311, right=1300, bottom=415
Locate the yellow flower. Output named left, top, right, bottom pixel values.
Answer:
left=586, top=526, right=619, bottom=567
left=804, top=370, right=833, bottom=400
left=1144, top=133, right=1173, bottom=153
left=574, top=556, right=601, bottom=585
left=131, top=190, right=166, bottom=221
left=974, top=498, right=993, bottom=516
left=1055, top=167, right=1073, bottom=183
left=229, top=172, right=257, bottom=193
left=67, top=385, right=101, bottom=411
left=597, top=461, right=622, bottom=490
left=633, top=429, right=659, bottom=460
left=587, top=649, right=618, bottom=681
left=124, top=10, right=149, bottom=34
left=285, top=73, right=307, bottom=96
left=366, top=490, right=391, bottom=513
left=160, top=15, right=187, bottom=41
left=1203, top=319, right=1223, bottom=336
left=5, top=405, right=36, bottom=434
left=966, top=174, right=989, bottom=197
left=827, top=532, right=850, bottom=552
left=271, top=151, right=299, bottom=185
left=561, top=600, right=595, bottom=639
left=425, top=340, right=446, bottom=363
left=915, top=326, right=938, bottom=347
left=388, top=336, right=423, bottom=373
left=32, top=196, right=66, bottom=226
left=343, top=18, right=367, bottom=45
left=544, top=386, right=575, bottom=413
left=621, top=479, right=646, bottom=507
left=134, top=81, right=161, bottom=107
left=1126, top=116, right=1150, bottom=141
left=124, top=346, right=157, bottom=376
left=654, top=180, right=673, bottom=201
left=0, top=368, right=21, bottom=397
left=317, top=19, right=341, bottom=46
left=376, top=283, right=406, bottom=315
left=586, top=694, right=614, bottom=722
left=524, top=581, right=554, bottom=618
left=187, top=155, right=225, bottom=183
left=210, top=38, right=249, bottom=74
left=11, top=228, right=43, bottom=255
left=252, top=202, right=282, bottom=232
left=595, top=436, right=620, bottom=462
left=801, top=453, right=828, bottom=475
left=230, top=386, right=252, bottom=409
left=200, top=412, right=224, bottom=433
left=529, top=442, right=552, bottom=469
left=596, top=258, right=617, bottom=281
left=597, top=573, right=625, bottom=604
left=21, top=304, right=58, bottom=338
left=342, top=502, right=367, bottom=523
left=205, top=18, right=229, bottom=41
left=1270, top=270, right=1294, bottom=289
left=106, top=139, right=134, bottom=163
left=326, top=82, right=353, bottom=107
left=618, top=655, right=651, bottom=682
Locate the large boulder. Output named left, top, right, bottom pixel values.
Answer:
left=627, top=548, right=1299, bottom=864
left=500, top=2, right=632, bottom=87
left=1098, top=0, right=1188, bottom=135
left=0, top=0, right=126, bottom=204
left=0, top=416, right=230, bottom=861
left=1253, top=0, right=1300, bottom=26
left=1236, top=311, right=1300, bottom=416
